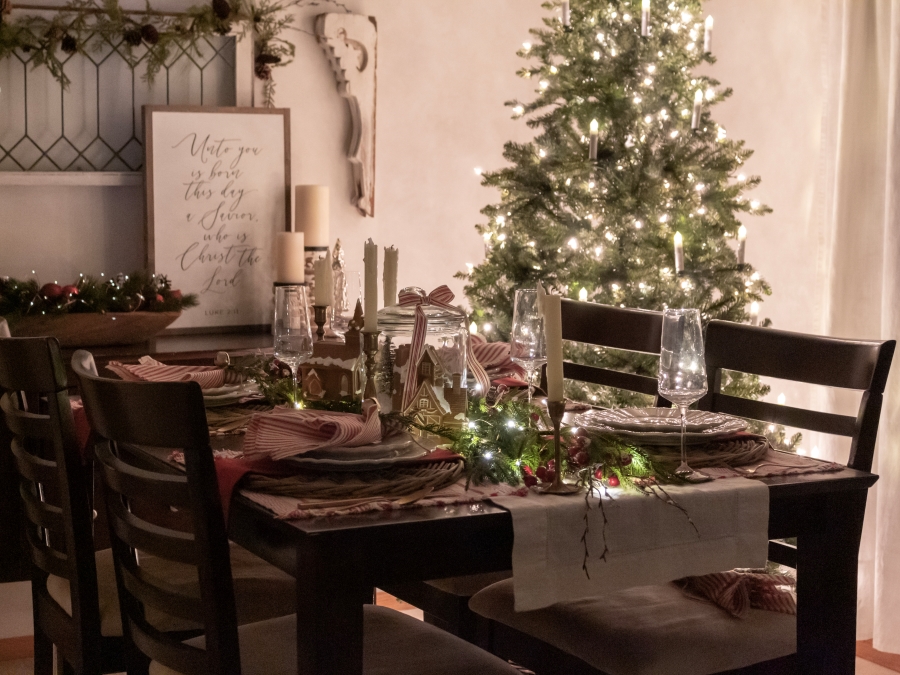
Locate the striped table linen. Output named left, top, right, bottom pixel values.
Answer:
left=674, top=570, right=796, bottom=617
left=242, top=400, right=383, bottom=460
left=106, top=356, right=236, bottom=389
left=471, top=336, right=526, bottom=378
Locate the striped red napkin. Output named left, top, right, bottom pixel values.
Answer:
left=674, top=571, right=796, bottom=618
left=242, top=399, right=383, bottom=461
left=471, top=336, right=526, bottom=378
left=106, top=356, right=237, bottom=390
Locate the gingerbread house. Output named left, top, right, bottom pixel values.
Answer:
left=299, top=301, right=365, bottom=401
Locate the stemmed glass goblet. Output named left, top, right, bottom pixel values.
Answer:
left=273, top=285, right=314, bottom=407
left=510, top=288, right=547, bottom=404
left=658, top=308, right=711, bottom=482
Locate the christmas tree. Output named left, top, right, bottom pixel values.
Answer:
left=461, top=0, right=772, bottom=407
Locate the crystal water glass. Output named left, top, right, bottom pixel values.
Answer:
left=658, top=308, right=710, bottom=481
left=273, top=285, right=313, bottom=407
left=510, top=288, right=547, bottom=404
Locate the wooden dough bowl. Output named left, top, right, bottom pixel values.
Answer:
left=5, top=311, right=181, bottom=347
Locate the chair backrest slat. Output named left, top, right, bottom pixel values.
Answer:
left=700, top=320, right=895, bottom=473
left=710, top=394, right=859, bottom=437
left=562, top=363, right=661, bottom=397
left=0, top=336, right=104, bottom=672
left=542, top=299, right=665, bottom=406
left=74, top=354, right=243, bottom=675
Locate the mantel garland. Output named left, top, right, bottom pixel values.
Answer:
left=0, top=0, right=348, bottom=106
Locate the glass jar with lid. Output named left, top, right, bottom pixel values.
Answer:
left=375, top=287, right=469, bottom=430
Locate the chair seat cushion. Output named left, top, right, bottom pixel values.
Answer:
left=469, top=579, right=796, bottom=675
left=149, top=605, right=522, bottom=675
left=47, top=544, right=296, bottom=637
left=425, top=571, right=513, bottom=597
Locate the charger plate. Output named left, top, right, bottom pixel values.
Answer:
left=284, top=432, right=427, bottom=470
left=574, top=408, right=747, bottom=446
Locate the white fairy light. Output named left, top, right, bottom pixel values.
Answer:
left=597, top=32, right=605, bottom=42
left=539, top=80, right=549, bottom=89
left=634, top=95, right=642, bottom=103
left=659, top=214, right=669, bottom=223
left=623, top=13, right=632, bottom=21
left=550, top=65, right=558, bottom=74
left=717, top=127, right=727, bottom=140
left=593, top=50, right=601, bottom=60
left=681, top=108, right=690, bottom=117
left=527, top=241, right=536, bottom=247
left=594, top=245, right=603, bottom=256
left=605, top=230, right=616, bottom=241
left=647, top=64, right=656, bottom=73
left=496, top=215, right=506, bottom=225
left=482, top=323, right=492, bottom=333
left=750, top=200, right=761, bottom=210
left=706, top=88, right=715, bottom=100
left=611, top=283, right=620, bottom=291
left=777, top=393, right=786, bottom=405
left=738, top=173, right=747, bottom=182
left=565, top=178, right=572, bottom=186
left=466, top=262, right=474, bottom=272
left=468, top=420, right=477, bottom=428
left=670, top=130, right=679, bottom=138
left=644, top=115, right=652, bottom=123
left=497, top=233, right=507, bottom=241
left=588, top=181, right=595, bottom=188
left=538, top=148, right=547, bottom=157
left=635, top=220, right=643, bottom=228
left=686, top=42, right=696, bottom=51
left=474, top=167, right=483, bottom=175
left=483, top=232, right=492, bottom=241
left=469, top=322, right=477, bottom=335
left=568, top=237, right=579, bottom=250
left=522, top=42, right=532, bottom=51
left=578, top=287, right=588, bottom=301
left=513, top=105, right=524, bottom=116
left=697, top=206, right=707, bottom=215
left=681, top=10, right=692, bottom=22
left=643, top=77, right=653, bottom=86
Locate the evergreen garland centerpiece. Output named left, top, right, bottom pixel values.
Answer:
left=460, top=0, right=773, bottom=408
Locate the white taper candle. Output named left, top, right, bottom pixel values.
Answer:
left=363, top=239, right=378, bottom=331
left=641, top=0, right=650, bottom=36
left=562, top=0, right=570, bottom=27
left=383, top=246, right=398, bottom=307
left=737, top=225, right=747, bottom=264
left=275, top=232, right=304, bottom=283
left=543, top=294, right=565, bottom=402
left=691, top=89, right=703, bottom=130
left=703, top=15, right=714, bottom=52
left=313, top=251, right=333, bottom=305
left=674, top=232, right=685, bottom=273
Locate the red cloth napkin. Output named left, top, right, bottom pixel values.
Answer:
left=471, top=336, right=527, bottom=378
left=674, top=571, right=796, bottom=618
left=106, top=356, right=236, bottom=390
left=242, top=401, right=382, bottom=461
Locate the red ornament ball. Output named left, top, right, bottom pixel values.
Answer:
left=594, top=468, right=604, bottom=479
left=40, top=283, right=64, bottom=300
left=547, top=459, right=555, bottom=471
left=170, top=289, right=183, bottom=300
left=60, top=284, right=79, bottom=298
left=523, top=474, right=538, bottom=487
left=607, top=475, right=620, bottom=487
left=155, top=294, right=164, bottom=303
left=535, top=466, right=548, bottom=481
left=545, top=469, right=556, bottom=483
left=530, top=413, right=540, bottom=422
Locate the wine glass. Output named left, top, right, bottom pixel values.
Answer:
left=273, top=285, right=313, bottom=407
left=510, top=288, right=547, bottom=404
left=658, top=308, right=711, bottom=482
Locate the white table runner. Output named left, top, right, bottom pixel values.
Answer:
left=491, top=478, right=769, bottom=611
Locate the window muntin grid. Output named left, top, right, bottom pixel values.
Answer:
left=0, top=33, right=236, bottom=171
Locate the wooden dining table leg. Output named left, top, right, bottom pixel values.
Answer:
left=796, top=489, right=868, bottom=674
left=295, top=537, right=369, bottom=675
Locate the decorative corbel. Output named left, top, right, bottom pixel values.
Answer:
left=316, top=13, right=378, bottom=217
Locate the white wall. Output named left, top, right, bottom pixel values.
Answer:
left=0, top=0, right=542, bottom=301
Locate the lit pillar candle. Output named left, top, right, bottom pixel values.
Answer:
left=562, top=0, right=570, bottom=27
left=750, top=301, right=760, bottom=326
left=691, top=89, right=703, bottom=130
left=641, top=0, right=650, bottom=37
left=275, top=232, right=305, bottom=283
left=543, top=294, right=565, bottom=402
left=313, top=251, right=333, bottom=305
left=674, top=231, right=685, bottom=273
left=383, top=246, right=398, bottom=307
left=703, top=15, right=714, bottom=52
left=737, top=225, right=747, bottom=264
left=363, top=239, right=378, bottom=331
left=589, top=119, right=599, bottom=161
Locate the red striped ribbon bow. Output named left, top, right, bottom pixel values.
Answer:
left=398, top=286, right=490, bottom=410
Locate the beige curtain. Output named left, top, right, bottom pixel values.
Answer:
left=816, top=0, right=900, bottom=653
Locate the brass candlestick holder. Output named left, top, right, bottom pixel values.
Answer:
left=362, top=330, right=380, bottom=399
left=539, top=399, right=581, bottom=495
left=313, top=305, right=328, bottom=341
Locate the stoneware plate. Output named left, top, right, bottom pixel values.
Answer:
left=574, top=408, right=747, bottom=446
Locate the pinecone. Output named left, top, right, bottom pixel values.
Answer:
left=123, top=29, right=142, bottom=46
left=254, top=62, right=272, bottom=80
left=60, top=34, right=77, bottom=54
left=212, top=0, right=231, bottom=20
left=140, top=23, right=159, bottom=45
left=255, top=52, right=281, bottom=65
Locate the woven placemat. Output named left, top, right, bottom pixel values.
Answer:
left=206, top=403, right=272, bottom=436
left=243, top=459, right=465, bottom=500
left=642, top=436, right=770, bottom=469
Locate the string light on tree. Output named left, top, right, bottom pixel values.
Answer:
left=463, top=0, right=772, bottom=408
left=737, top=225, right=747, bottom=264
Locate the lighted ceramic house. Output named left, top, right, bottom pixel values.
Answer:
left=403, top=372, right=467, bottom=438
left=299, top=301, right=365, bottom=401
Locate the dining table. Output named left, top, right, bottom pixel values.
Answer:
left=125, top=432, right=876, bottom=675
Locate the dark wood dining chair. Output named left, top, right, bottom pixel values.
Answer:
left=542, top=298, right=666, bottom=407
left=76, top=353, right=523, bottom=675
left=0, top=335, right=124, bottom=675
left=382, top=300, right=666, bottom=642
left=469, top=320, right=896, bottom=675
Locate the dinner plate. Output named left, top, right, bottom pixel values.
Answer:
left=203, top=383, right=260, bottom=408
left=580, top=408, right=738, bottom=433
left=302, top=432, right=416, bottom=460
left=285, top=439, right=429, bottom=471
left=574, top=408, right=747, bottom=446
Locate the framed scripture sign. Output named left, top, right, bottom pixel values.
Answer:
left=144, top=106, right=291, bottom=331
